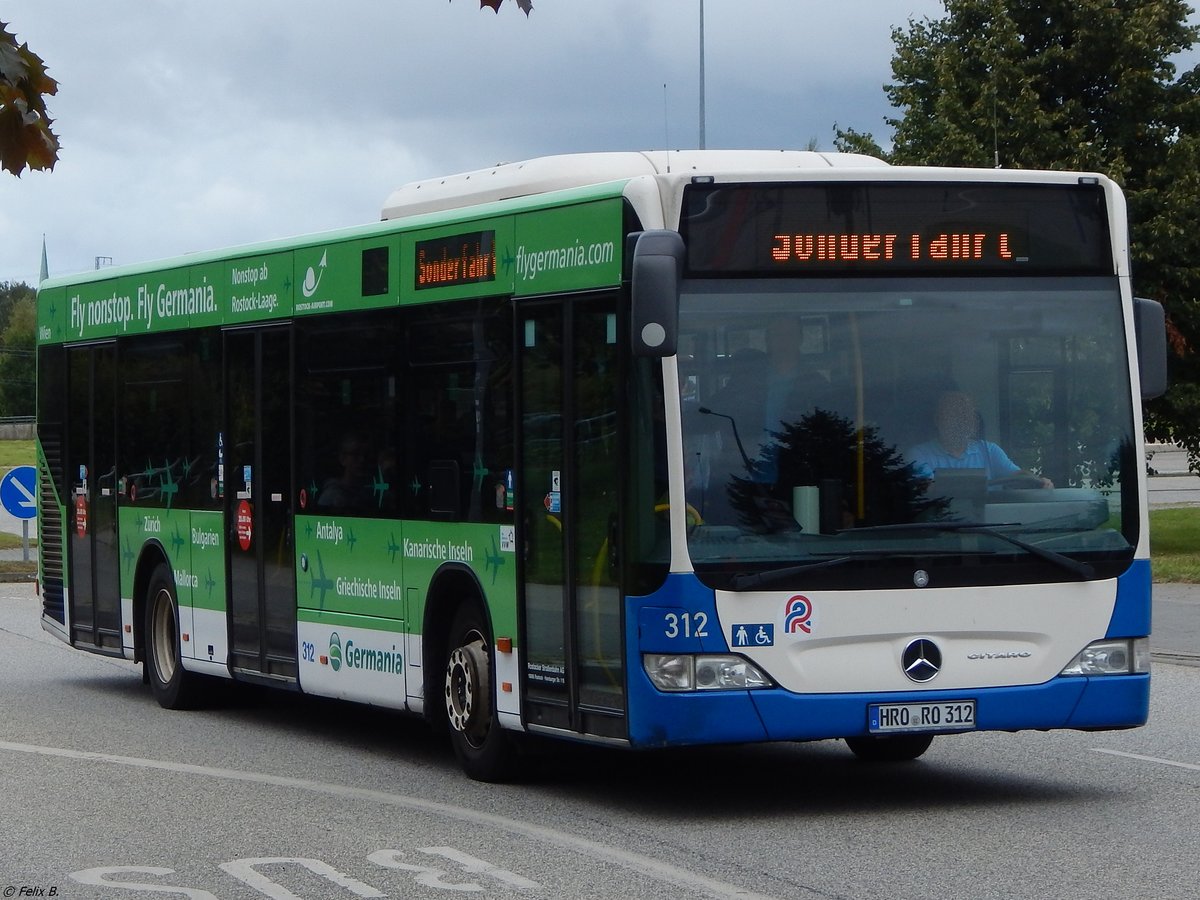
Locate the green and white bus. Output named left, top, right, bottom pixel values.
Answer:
left=36, top=151, right=1167, bottom=780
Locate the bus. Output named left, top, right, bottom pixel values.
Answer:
left=36, top=150, right=1168, bottom=780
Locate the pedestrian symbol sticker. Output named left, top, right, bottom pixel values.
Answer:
left=732, top=623, right=774, bottom=647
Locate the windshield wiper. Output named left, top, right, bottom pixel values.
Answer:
left=844, top=522, right=1095, bottom=581
left=729, top=546, right=977, bottom=590
left=730, top=556, right=862, bottom=590
left=731, top=555, right=878, bottom=591
left=728, top=522, right=1095, bottom=591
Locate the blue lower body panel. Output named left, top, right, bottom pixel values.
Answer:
left=750, top=675, right=1148, bottom=742
left=627, top=667, right=1149, bottom=749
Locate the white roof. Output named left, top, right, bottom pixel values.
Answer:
left=380, top=150, right=887, bottom=220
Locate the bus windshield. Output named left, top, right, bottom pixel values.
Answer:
left=677, top=276, right=1137, bottom=589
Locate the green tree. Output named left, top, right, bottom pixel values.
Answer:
left=0, top=282, right=35, bottom=416
left=838, top=0, right=1200, bottom=472
left=0, top=21, right=58, bottom=176
left=0, top=280, right=34, bottom=331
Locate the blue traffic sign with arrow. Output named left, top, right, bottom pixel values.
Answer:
left=1, top=465, right=38, bottom=519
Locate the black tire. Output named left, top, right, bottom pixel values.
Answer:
left=444, top=603, right=516, bottom=782
left=145, top=563, right=202, bottom=710
left=845, top=733, right=934, bottom=762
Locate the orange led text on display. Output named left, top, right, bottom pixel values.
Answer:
left=770, top=232, right=1016, bottom=265
left=417, top=243, right=495, bottom=287
left=414, top=230, right=497, bottom=290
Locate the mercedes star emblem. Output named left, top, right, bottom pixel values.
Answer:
left=902, top=638, right=942, bottom=683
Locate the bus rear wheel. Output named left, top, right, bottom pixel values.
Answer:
left=844, top=733, right=934, bottom=762
left=145, top=563, right=201, bottom=710
left=444, top=604, right=515, bottom=782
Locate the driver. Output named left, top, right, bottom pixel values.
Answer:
left=907, top=391, right=1053, bottom=487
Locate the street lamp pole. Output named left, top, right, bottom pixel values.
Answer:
left=699, top=0, right=706, bottom=149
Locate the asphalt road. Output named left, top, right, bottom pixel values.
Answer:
left=1150, top=582, right=1200, bottom=664
left=3, top=581, right=1200, bottom=900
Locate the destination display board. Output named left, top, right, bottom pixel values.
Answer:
left=681, top=181, right=1113, bottom=276
left=414, top=230, right=497, bottom=290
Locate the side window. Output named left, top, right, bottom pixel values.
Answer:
left=361, top=246, right=389, bottom=297
left=119, top=331, right=220, bottom=511
left=37, top=344, right=66, bottom=494
left=405, top=298, right=513, bottom=524
left=189, top=331, right=222, bottom=510
left=295, top=312, right=403, bottom=518
left=293, top=301, right=513, bottom=524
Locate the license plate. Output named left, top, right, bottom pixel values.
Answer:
left=868, top=700, right=976, bottom=733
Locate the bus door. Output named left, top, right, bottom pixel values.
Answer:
left=519, top=295, right=626, bottom=739
left=224, top=327, right=297, bottom=681
left=65, top=342, right=121, bottom=653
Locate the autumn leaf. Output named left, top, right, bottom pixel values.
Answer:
left=0, top=21, right=59, bottom=176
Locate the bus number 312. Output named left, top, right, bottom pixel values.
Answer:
left=664, top=611, right=708, bottom=639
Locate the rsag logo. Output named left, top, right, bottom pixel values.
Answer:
left=784, top=595, right=814, bottom=634
left=328, top=632, right=343, bottom=672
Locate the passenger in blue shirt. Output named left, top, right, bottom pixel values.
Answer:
left=907, top=391, right=1053, bottom=487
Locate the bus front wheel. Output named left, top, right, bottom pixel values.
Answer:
left=444, top=604, right=515, bottom=782
left=844, top=733, right=934, bottom=762
left=145, top=563, right=201, bottom=710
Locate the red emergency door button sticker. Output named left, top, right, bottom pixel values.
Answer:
left=236, top=499, right=253, bottom=551
left=74, top=494, right=88, bottom=537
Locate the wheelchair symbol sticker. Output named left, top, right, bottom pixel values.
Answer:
left=732, top=623, right=774, bottom=647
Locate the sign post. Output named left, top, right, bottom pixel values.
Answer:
left=1, top=465, right=38, bottom=563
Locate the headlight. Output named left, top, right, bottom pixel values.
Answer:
left=643, top=654, right=693, bottom=691
left=643, top=653, right=772, bottom=692
left=1060, top=638, right=1150, bottom=676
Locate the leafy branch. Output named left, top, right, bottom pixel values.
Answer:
left=454, top=0, right=534, bottom=15
left=0, top=21, right=58, bottom=176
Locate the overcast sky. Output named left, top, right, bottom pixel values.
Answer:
left=2, top=1, right=1195, bottom=287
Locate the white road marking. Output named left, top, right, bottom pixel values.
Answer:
left=0, top=739, right=778, bottom=900
left=1092, top=748, right=1200, bottom=772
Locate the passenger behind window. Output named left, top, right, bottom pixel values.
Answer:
left=319, top=432, right=375, bottom=510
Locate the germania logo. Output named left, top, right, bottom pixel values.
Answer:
left=327, top=632, right=403, bottom=676
left=328, top=632, right=343, bottom=672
